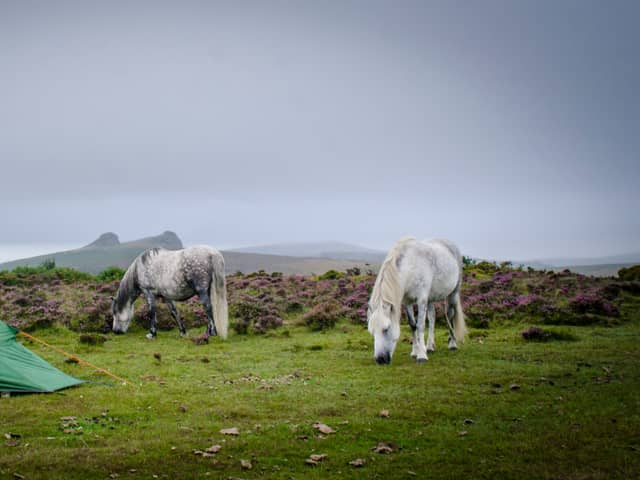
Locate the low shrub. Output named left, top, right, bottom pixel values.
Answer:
left=301, top=300, right=346, bottom=331
left=252, top=314, right=283, bottom=334
left=70, top=296, right=113, bottom=333
left=318, top=270, right=344, bottom=280
left=230, top=294, right=283, bottom=335
left=618, top=265, right=640, bottom=281
left=96, top=266, right=126, bottom=282
left=569, top=291, right=620, bottom=317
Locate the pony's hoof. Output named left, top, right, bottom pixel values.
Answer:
left=410, top=353, right=417, bottom=359
left=145, top=333, right=156, bottom=340
left=416, top=357, right=428, bottom=363
left=448, top=344, right=458, bottom=351
left=427, top=347, right=435, bottom=353
left=179, top=331, right=187, bottom=338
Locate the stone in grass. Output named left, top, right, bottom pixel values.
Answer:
left=193, top=445, right=221, bottom=457
left=312, top=422, right=335, bottom=434
left=371, top=442, right=394, bottom=454
left=305, top=454, right=328, bottom=466
left=240, top=459, right=252, bottom=470
left=379, top=409, right=390, bottom=418
left=349, top=458, right=366, bottom=468
left=220, top=427, right=240, bottom=436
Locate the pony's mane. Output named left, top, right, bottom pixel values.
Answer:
left=114, top=259, right=138, bottom=310
left=369, top=236, right=414, bottom=326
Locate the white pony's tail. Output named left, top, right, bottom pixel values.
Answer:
left=210, top=256, right=229, bottom=340
left=452, top=291, right=467, bottom=343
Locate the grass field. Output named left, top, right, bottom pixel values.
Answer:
left=2, top=319, right=639, bottom=480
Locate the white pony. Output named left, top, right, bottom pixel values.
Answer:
left=112, top=245, right=228, bottom=340
left=367, top=237, right=467, bottom=364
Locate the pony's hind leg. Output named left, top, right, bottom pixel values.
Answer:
left=143, top=290, right=158, bottom=339
left=166, top=299, right=187, bottom=337
left=445, top=294, right=458, bottom=350
left=198, top=290, right=217, bottom=337
left=415, top=303, right=429, bottom=363
left=405, top=305, right=419, bottom=359
left=426, top=303, right=436, bottom=353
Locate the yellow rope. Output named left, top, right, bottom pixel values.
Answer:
left=18, top=331, right=129, bottom=385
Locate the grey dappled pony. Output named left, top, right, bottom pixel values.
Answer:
left=367, top=237, right=467, bottom=364
left=112, top=246, right=228, bottom=340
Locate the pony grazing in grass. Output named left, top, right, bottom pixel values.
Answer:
left=112, top=246, right=228, bottom=340
left=368, top=237, right=467, bottom=364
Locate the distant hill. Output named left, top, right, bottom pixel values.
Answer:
left=229, top=241, right=386, bottom=263
left=552, top=263, right=638, bottom=278
left=0, top=233, right=378, bottom=276
left=0, top=231, right=183, bottom=274
left=521, top=252, right=640, bottom=268
left=85, top=232, right=120, bottom=248
left=512, top=252, right=640, bottom=277
left=221, top=251, right=375, bottom=275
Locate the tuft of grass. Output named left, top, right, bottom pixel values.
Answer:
left=78, top=333, right=108, bottom=345
left=521, top=326, right=578, bottom=342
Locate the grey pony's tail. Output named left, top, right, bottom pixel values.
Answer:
left=210, top=253, right=229, bottom=339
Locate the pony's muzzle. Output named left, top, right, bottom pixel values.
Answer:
left=375, top=352, right=391, bottom=365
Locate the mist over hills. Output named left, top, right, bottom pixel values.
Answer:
left=515, top=252, right=640, bottom=277
left=0, top=230, right=636, bottom=277
left=0, top=233, right=376, bottom=275
left=229, top=241, right=386, bottom=263
left=0, top=231, right=184, bottom=274
left=522, top=252, right=640, bottom=268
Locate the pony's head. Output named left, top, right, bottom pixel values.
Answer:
left=111, top=262, right=138, bottom=334
left=367, top=242, right=408, bottom=365
left=111, top=296, right=134, bottom=334
left=367, top=300, right=401, bottom=364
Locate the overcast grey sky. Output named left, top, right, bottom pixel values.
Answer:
left=1, top=0, right=638, bottom=261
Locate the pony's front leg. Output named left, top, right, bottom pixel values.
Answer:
left=166, top=299, right=187, bottom=337
left=426, top=303, right=436, bottom=353
left=143, top=290, right=157, bottom=339
left=415, top=303, right=428, bottom=363
left=405, top=305, right=419, bottom=359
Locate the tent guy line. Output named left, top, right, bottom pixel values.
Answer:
left=17, top=330, right=129, bottom=385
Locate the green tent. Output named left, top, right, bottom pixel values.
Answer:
left=0, top=320, right=83, bottom=393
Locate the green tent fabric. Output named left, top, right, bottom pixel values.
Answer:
left=0, top=320, right=83, bottom=393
